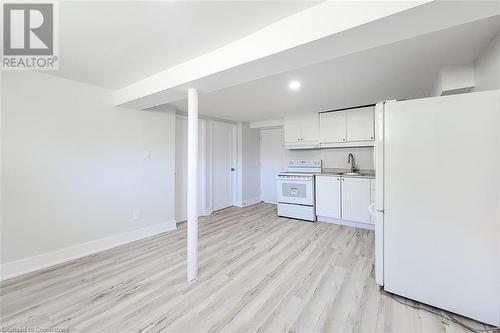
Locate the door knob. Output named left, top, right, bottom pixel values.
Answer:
left=231, top=168, right=235, bottom=171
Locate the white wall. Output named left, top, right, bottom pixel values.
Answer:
left=236, top=122, right=261, bottom=206
left=474, top=32, right=500, bottom=92
left=241, top=122, right=261, bottom=205
left=260, top=127, right=284, bottom=204
left=285, top=147, right=374, bottom=171
left=430, top=33, right=500, bottom=97
left=432, top=62, right=475, bottom=96
left=1, top=71, right=176, bottom=278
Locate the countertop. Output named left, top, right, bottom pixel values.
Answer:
left=317, top=168, right=375, bottom=179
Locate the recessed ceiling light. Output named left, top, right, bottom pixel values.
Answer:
left=288, top=80, right=301, bottom=91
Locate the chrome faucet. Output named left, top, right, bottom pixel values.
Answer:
left=347, top=153, right=356, bottom=173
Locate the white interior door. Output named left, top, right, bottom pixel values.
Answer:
left=175, top=116, right=207, bottom=222
left=213, top=122, right=235, bottom=211
left=260, top=128, right=284, bottom=204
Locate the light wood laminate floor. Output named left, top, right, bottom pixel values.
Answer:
left=0, top=203, right=489, bottom=332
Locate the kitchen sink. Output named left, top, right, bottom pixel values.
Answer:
left=342, top=172, right=363, bottom=176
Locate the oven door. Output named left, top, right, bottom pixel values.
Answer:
left=277, top=177, right=314, bottom=206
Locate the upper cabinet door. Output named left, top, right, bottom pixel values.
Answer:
left=300, top=114, right=319, bottom=142
left=284, top=114, right=319, bottom=145
left=284, top=123, right=301, bottom=143
left=319, top=111, right=346, bottom=143
left=345, top=106, right=374, bottom=142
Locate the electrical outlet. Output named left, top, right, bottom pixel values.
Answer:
left=143, top=150, right=151, bottom=160
left=133, top=209, right=140, bottom=221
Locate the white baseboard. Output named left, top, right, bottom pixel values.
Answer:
left=175, top=210, right=212, bottom=225
left=0, top=221, right=177, bottom=281
left=201, top=208, right=213, bottom=217
left=234, top=196, right=261, bottom=208
left=316, top=216, right=374, bottom=230
left=243, top=196, right=261, bottom=207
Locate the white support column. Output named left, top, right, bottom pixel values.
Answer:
left=187, top=88, right=198, bottom=281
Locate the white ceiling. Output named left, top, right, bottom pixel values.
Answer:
left=168, top=16, right=500, bottom=122
left=51, top=1, right=319, bottom=89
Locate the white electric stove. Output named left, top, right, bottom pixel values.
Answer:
left=276, top=160, right=322, bottom=221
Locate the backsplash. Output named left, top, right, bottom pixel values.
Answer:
left=284, top=147, right=374, bottom=170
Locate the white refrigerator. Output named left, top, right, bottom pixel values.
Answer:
left=374, top=90, right=500, bottom=326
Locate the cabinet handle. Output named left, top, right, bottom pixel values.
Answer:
left=342, top=138, right=346, bottom=142
left=370, top=136, right=374, bottom=140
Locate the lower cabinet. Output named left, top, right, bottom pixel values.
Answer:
left=341, top=178, right=371, bottom=224
left=315, top=176, right=341, bottom=219
left=315, top=176, right=373, bottom=227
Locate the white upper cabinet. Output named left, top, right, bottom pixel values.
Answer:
left=319, top=106, right=375, bottom=147
left=284, top=114, right=319, bottom=148
left=319, top=111, right=346, bottom=143
left=284, top=106, right=374, bottom=149
left=315, top=176, right=341, bottom=219
left=345, top=106, right=374, bottom=142
left=300, top=116, right=320, bottom=142
left=283, top=123, right=301, bottom=143
left=341, top=177, right=371, bottom=224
